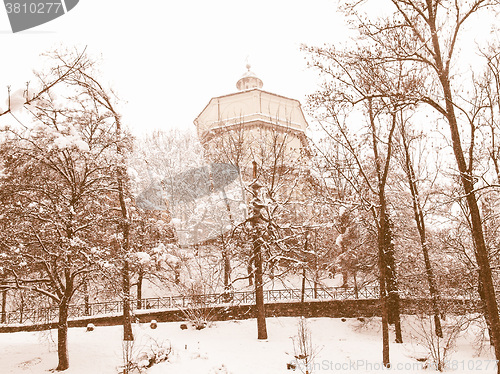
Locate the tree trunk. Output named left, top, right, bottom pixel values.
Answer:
left=353, top=272, right=359, bottom=299
left=452, top=90, right=500, bottom=364
left=377, top=225, right=390, bottom=367
left=400, top=124, right=442, bottom=338
left=221, top=190, right=233, bottom=297
left=338, top=236, right=348, bottom=288
left=426, top=5, right=500, bottom=364
left=247, top=260, right=254, bottom=286
left=83, top=279, right=90, bottom=316
left=112, top=97, right=134, bottom=343
left=479, top=277, right=494, bottom=345
left=253, top=232, right=267, bottom=340
left=1, top=290, right=6, bottom=323
left=367, top=99, right=402, bottom=343
left=251, top=161, right=267, bottom=340
left=313, top=239, right=319, bottom=299
left=423, top=240, right=443, bottom=338
left=342, top=270, right=348, bottom=288
left=222, top=243, right=231, bottom=299
left=19, top=291, right=24, bottom=324
left=379, top=194, right=403, bottom=343
left=56, top=300, right=70, bottom=371
left=461, top=172, right=500, bottom=355
left=301, top=266, right=306, bottom=304
left=302, top=230, right=308, bottom=304
left=122, top=259, right=134, bottom=341
left=136, top=270, right=143, bottom=310
left=174, top=264, right=180, bottom=285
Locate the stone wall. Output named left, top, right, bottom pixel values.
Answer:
left=0, top=298, right=481, bottom=333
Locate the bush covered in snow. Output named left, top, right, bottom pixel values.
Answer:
left=120, top=338, right=171, bottom=374
left=136, top=340, right=171, bottom=370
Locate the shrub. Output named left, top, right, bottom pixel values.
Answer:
left=291, top=317, right=321, bottom=374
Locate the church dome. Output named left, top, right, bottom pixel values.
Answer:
left=236, top=64, right=263, bottom=91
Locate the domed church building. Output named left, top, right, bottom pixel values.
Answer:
left=193, top=65, right=310, bottom=173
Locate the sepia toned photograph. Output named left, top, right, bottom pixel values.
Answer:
left=1, top=1, right=500, bottom=373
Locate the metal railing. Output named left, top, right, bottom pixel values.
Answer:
left=0, top=285, right=380, bottom=326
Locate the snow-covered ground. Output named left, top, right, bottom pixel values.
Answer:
left=0, top=316, right=495, bottom=374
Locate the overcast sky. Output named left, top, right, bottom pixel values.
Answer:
left=1, top=0, right=495, bottom=138
left=0, top=0, right=351, bottom=136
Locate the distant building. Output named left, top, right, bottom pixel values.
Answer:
left=193, top=65, right=310, bottom=171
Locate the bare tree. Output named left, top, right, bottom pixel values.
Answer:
left=306, top=1, right=500, bottom=367
left=340, top=0, right=500, bottom=365
left=479, top=44, right=500, bottom=185
left=304, top=44, right=414, bottom=364
left=397, top=115, right=443, bottom=337
left=43, top=50, right=136, bottom=344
